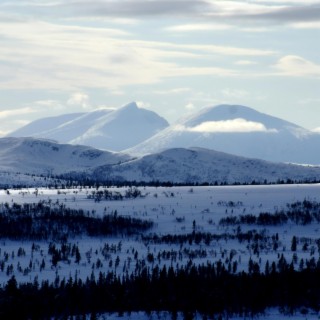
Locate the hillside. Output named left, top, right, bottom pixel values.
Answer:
left=0, top=137, right=131, bottom=176
left=93, top=147, right=320, bottom=184
left=1, top=137, right=320, bottom=185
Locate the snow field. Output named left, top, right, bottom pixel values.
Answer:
left=0, top=184, right=320, bottom=288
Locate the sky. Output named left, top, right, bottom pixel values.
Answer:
left=0, top=0, right=320, bottom=136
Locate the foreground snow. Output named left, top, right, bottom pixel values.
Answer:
left=1, top=184, right=320, bottom=318
left=0, top=184, right=320, bottom=286
left=66, top=309, right=320, bottom=319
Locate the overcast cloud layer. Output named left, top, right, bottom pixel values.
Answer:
left=0, top=0, right=319, bottom=135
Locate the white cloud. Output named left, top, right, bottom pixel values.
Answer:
left=0, top=107, right=37, bottom=119
left=67, top=92, right=90, bottom=109
left=240, top=27, right=272, bottom=32
left=185, top=103, right=195, bottom=111
left=290, top=21, right=320, bottom=29
left=136, top=101, right=151, bottom=109
left=0, top=18, right=277, bottom=91
left=2, top=0, right=320, bottom=26
left=166, top=23, right=232, bottom=32
left=222, top=89, right=250, bottom=99
left=94, top=105, right=116, bottom=111
left=274, top=55, right=320, bottom=77
left=0, top=130, right=10, bottom=137
left=165, top=23, right=274, bottom=34
left=34, top=100, right=65, bottom=111
left=154, top=88, right=192, bottom=95
left=170, top=43, right=275, bottom=57
left=234, top=60, right=258, bottom=66
left=176, top=119, right=278, bottom=133
left=0, top=1, right=210, bottom=18
left=204, top=1, right=320, bottom=24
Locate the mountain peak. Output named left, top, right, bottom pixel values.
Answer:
left=183, top=104, right=301, bottom=130
left=121, top=101, right=139, bottom=110
left=210, top=104, right=257, bottom=116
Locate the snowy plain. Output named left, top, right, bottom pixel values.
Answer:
left=1, top=184, right=320, bottom=319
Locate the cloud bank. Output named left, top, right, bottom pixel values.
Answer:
left=7, top=0, right=320, bottom=25
left=274, top=55, right=320, bottom=77
left=176, top=119, right=278, bottom=133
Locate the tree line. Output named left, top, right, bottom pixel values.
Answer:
left=219, top=200, right=320, bottom=226
left=0, top=201, right=153, bottom=240
left=2, top=257, right=320, bottom=319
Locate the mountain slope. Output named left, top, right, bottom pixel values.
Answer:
left=0, top=137, right=131, bottom=175
left=93, top=147, right=320, bottom=184
left=10, top=112, right=85, bottom=138
left=69, top=102, right=169, bottom=151
left=127, top=104, right=320, bottom=164
left=8, top=102, right=169, bottom=151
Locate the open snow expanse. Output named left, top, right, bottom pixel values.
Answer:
left=93, top=309, right=320, bottom=320
left=2, top=183, right=320, bottom=319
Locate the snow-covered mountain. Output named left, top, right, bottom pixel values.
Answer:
left=0, top=137, right=131, bottom=176
left=69, top=102, right=169, bottom=151
left=127, top=104, right=320, bottom=165
left=8, top=102, right=169, bottom=151
left=9, top=103, right=320, bottom=164
left=93, top=147, right=320, bottom=184
left=10, top=112, right=86, bottom=138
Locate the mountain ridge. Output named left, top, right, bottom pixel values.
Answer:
left=0, top=137, right=319, bottom=185
left=93, top=146, right=320, bottom=184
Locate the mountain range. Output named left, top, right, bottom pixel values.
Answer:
left=8, top=102, right=320, bottom=165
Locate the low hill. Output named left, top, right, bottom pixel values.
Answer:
left=93, top=147, right=320, bottom=184
left=0, top=137, right=131, bottom=176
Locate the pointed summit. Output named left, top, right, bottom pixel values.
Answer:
left=113, top=102, right=139, bottom=115
left=121, top=101, right=139, bottom=109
